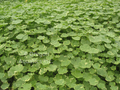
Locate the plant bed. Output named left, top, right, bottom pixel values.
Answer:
left=0, top=0, right=120, bottom=90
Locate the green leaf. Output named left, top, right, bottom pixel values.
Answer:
left=90, top=86, right=98, bottom=90
left=107, top=51, right=114, bottom=56
left=47, top=64, right=57, bottom=72
left=41, top=60, right=50, bottom=65
left=97, top=68, right=107, bottom=77
left=111, top=66, right=116, bottom=71
left=51, top=35, right=62, bottom=41
left=110, top=85, right=118, bottom=90
left=0, top=37, right=7, bottom=43
left=0, top=44, right=5, bottom=50
left=49, top=83, right=57, bottom=89
left=83, top=81, right=91, bottom=90
left=48, top=77, right=53, bottom=84
left=22, top=35, right=28, bottom=41
left=89, top=78, right=99, bottom=86
left=72, top=36, right=80, bottom=40
left=12, top=19, right=23, bottom=24
left=67, top=53, right=74, bottom=59
left=72, top=49, right=79, bottom=56
left=7, top=25, right=14, bottom=30
left=37, top=36, right=45, bottom=40
left=5, top=56, right=16, bottom=65
left=61, top=60, right=71, bottom=66
left=97, top=80, right=106, bottom=90
left=8, top=64, right=24, bottom=77
left=117, top=13, right=120, bottom=16
left=46, top=31, right=54, bottom=35
left=18, top=83, right=32, bottom=90
left=0, top=73, right=5, bottom=79
left=26, top=58, right=38, bottom=63
left=18, top=50, right=28, bottom=56
left=42, top=37, right=50, bottom=43
left=79, top=60, right=93, bottom=68
left=105, top=75, right=115, bottom=82
left=105, top=71, right=115, bottom=81
left=112, top=17, right=119, bottom=23
left=16, top=34, right=28, bottom=41
left=42, top=19, right=51, bottom=24
left=105, top=44, right=112, bottom=49
left=39, top=68, right=47, bottom=75
left=20, top=75, right=32, bottom=82
left=57, top=67, right=68, bottom=74
left=16, top=34, right=25, bottom=39
left=0, top=23, right=8, bottom=27
left=116, top=74, right=120, bottom=83
left=88, top=35, right=102, bottom=43
left=35, top=18, right=42, bottom=24
left=80, top=44, right=91, bottom=52
left=53, top=74, right=63, bottom=81
left=102, top=37, right=111, bottom=43
left=71, top=57, right=81, bottom=69
left=116, top=23, right=120, bottom=28
left=63, top=40, right=70, bottom=45
left=74, top=84, right=85, bottom=90
left=1, top=83, right=9, bottom=90
left=71, top=69, right=83, bottom=78
left=55, top=79, right=65, bottom=85
left=54, top=24, right=63, bottom=28
left=83, top=72, right=92, bottom=81
left=68, top=32, right=77, bottom=36
left=13, top=80, right=25, bottom=89
left=71, top=40, right=79, bottom=47
left=37, top=27, right=46, bottom=33
left=106, top=32, right=115, bottom=38
left=38, top=75, right=49, bottom=83
left=93, top=63, right=101, bottom=69
left=96, top=45, right=105, bottom=52
left=25, top=19, right=34, bottom=24
left=51, top=41, right=61, bottom=47
left=89, top=68, right=96, bottom=74
left=36, top=83, right=47, bottom=89
left=81, top=37, right=91, bottom=45
left=39, top=44, right=47, bottom=51
left=89, top=48, right=99, bottom=54
left=65, top=77, right=76, bottom=88
left=61, top=33, right=68, bottom=37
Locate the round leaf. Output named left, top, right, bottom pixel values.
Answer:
left=55, top=79, right=65, bottom=85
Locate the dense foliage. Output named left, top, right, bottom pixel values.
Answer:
left=0, top=0, right=120, bottom=90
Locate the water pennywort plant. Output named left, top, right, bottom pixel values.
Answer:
left=0, top=0, right=120, bottom=90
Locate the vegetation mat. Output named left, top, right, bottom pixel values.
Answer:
left=0, top=0, right=120, bottom=90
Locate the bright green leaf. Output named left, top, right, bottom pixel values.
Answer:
left=47, top=64, right=57, bottom=72
left=71, top=69, right=83, bottom=78
left=55, top=79, right=65, bottom=86
left=74, top=84, right=85, bottom=90
left=57, top=67, right=68, bottom=74
left=89, top=78, right=99, bottom=86
left=12, top=20, right=23, bottom=24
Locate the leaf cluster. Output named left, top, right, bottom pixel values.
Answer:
left=0, top=0, right=120, bottom=90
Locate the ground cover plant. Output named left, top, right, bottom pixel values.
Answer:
left=0, top=0, right=120, bottom=90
